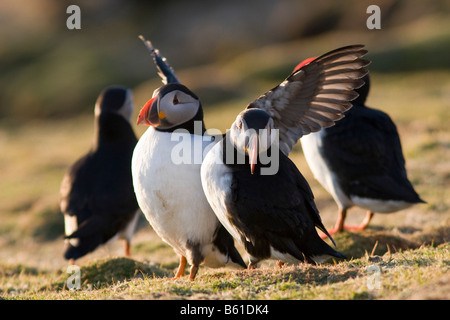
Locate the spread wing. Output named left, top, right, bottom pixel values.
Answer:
left=139, top=35, right=180, bottom=84
left=247, top=44, right=370, bottom=155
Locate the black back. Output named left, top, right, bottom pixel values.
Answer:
left=318, top=86, right=424, bottom=204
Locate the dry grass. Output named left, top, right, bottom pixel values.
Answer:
left=1, top=241, right=448, bottom=300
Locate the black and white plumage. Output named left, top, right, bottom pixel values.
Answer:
left=60, top=86, right=140, bottom=262
left=132, top=38, right=246, bottom=280
left=201, top=45, right=369, bottom=267
left=300, top=73, right=425, bottom=235
left=139, top=35, right=180, bottom=85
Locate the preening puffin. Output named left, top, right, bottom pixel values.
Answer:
left=131, top=37, right=246, bottom=280
left=300, top=72, right=425, bottom=236
left=201, top=45, right=369, bottom=268
left=60, top=86, right=140, bottom=263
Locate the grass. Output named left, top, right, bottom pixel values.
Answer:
left=1, top=241, right=448, bottom=300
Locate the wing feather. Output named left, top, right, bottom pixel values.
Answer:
left=247, top=45, right=370, bottom=155
left=139, top=35, right=180, bottom=85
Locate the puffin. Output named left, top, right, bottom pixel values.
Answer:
left=300, top=71, right=425, bottom=236
left=60, top=85, right=140, bottom=263
left=200, top=45, right=369, bottom=268
left=132, top=37, right=246, bottom=280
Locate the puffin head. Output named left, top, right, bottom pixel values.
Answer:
left=137, top=83, right=202, bottom=131
left=95, top=85, right=134, bottom=121
left=230, top=108, right=276, bottom=174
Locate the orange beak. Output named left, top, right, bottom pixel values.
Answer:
left=137, top=96, right=159, bottom=126
left=248, top=134, right=259, bottom=175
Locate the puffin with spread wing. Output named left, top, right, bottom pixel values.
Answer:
left=200, top=45, right=370, bottom=267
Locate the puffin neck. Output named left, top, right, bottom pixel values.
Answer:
left=93, top=113, right=135, bottom=149
left=154, top=106, right=206, bottom=135
left=222, top=133, right=274, bottom=170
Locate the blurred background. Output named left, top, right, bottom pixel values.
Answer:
left=0, top=0, right=449, bottom=269
left=1, top=0, right=449, bottom=120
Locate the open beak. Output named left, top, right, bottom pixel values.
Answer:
left=247, top=134, right=259, bottom=175
left=137, top=96, right=160, bottom=126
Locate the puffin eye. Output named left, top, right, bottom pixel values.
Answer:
left=173, top=94, right=179, bottom=105
left=236, top=121, right=242, bottom=130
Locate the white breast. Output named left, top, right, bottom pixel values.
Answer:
left=201, top=141, right=244, bottom=244
left=64, top=214, right=79, bottom=247
left=131, top=127, right=222, bottom=263
left=300, top=131, right=352, bottom=209
left=351, top=196, right=412, bottom=213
